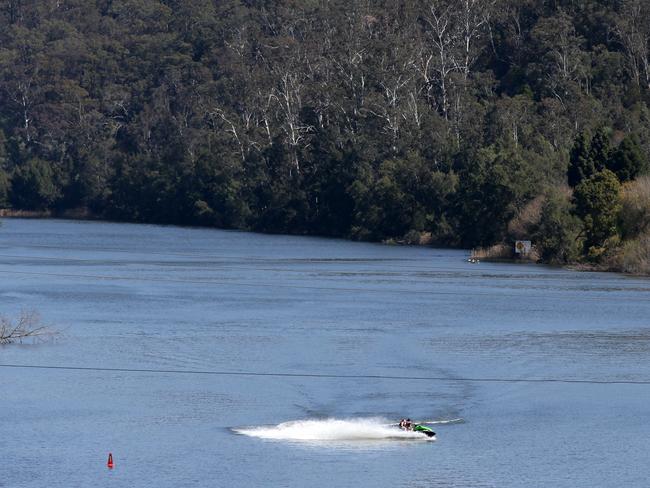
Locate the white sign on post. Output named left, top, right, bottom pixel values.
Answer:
left=515, top=240, right=532, bottom=254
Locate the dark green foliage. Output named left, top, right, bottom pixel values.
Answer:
left=302, top=135, right=358, bottom=237
left=589, top=128, right=612, bottom=172
left=568, top=129, right=648, bottom=185
left=0, top=1, right=648, bottom=264
left=10, top=159, right=60, bottom=210
left=0, top=170, right=9, bottom=207
left=455, top=147, right=534, bottom=247
left=573, top=169, right=621, bottom=258
left=609, top=135, right=648, bottom=182
left=534, top=191, right=581, bottom=264
left=0, top=130, right=8, bottom=168
left=568, top=132, right=594, bottom=187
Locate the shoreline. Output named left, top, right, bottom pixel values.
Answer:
left=0, top=208, right=97, bottom=220
left=1, top=209, right=645, bottom=277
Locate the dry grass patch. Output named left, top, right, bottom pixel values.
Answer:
left=611, top=230, right=650, bottom=275
left=619, top=176, right=650, bottom=239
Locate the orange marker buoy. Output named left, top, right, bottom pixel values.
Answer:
left=107, top=453, right=114, bottom=469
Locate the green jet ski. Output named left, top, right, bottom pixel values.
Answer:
left=413, top=424, right=436, bottom=437
left=399, top=419, right=436, bottom=437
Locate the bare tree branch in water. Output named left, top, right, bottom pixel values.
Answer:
left=0, top=311, right=58, bottom=345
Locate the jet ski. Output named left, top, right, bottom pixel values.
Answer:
left=398, top=419, right=436, bottom=437
left=412, top=424, right=436, bottom=437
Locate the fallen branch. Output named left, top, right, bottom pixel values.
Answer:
left=0, top=311, right=58, bottom=345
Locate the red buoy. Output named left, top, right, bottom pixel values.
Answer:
left=107, top=453, right=114, bottom=469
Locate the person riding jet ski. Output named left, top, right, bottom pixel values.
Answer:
left=399, top=418, right=435, bottom=437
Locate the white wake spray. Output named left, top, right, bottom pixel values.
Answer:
left=233, top=418, right=436, bottom=442
left=420, top=418, right=464, bottom=425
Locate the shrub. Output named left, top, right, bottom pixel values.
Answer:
left=609, top=135, right=648, bottom=182
left=568, top=131, right=594, bottom=187
left=471, top=244, right=514, bottom=260
left=508, top=194, right=546, bottom=240
left=533, top=188, right=581, bottom=263
left=10, top=159, right=60, bottom=210
left=573, top=169, right=621, bottom=258
left=616, top=230, right=650, bottom=274
left=619, top=175, right=650, bottom=239
left=0, top=170, right=9, bottom=207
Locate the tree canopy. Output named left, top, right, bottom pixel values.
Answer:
left=0, top=0, right=649, bottom=260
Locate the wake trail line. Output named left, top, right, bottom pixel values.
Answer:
left=234, top=418, right=435, bottom=442
left=1, top=363, right=649, bottom=385
left=0, top=269, right=642, bottom=302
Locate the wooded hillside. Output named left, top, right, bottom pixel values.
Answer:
left=1, top=1, right=649, bottom=267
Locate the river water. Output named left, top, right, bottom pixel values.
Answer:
left=1, top=219, right=649, bottom=487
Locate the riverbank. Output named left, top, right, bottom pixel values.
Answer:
left=0, top=207, right=96, bottom=220
left=471, top=241, right=650, bottom=276
left=2, top=210, right=647, bottom=276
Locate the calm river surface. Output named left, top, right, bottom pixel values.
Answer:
left=1, top=219, right=649, bottom=487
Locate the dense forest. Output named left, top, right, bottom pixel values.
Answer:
left=1, top=1, right=649, bottom=270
